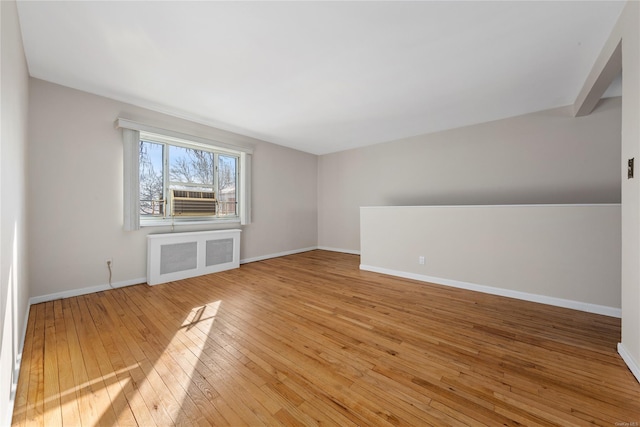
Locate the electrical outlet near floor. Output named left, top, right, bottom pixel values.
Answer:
left=418, top=256, right=425, bottom=265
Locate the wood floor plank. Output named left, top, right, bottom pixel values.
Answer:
left=97, top=297, right=192, bottom=426
left=67, top=297, right=120, bottom=426
left=126, top=286, right=279, bottom=426
left=52, top=299, right=82, bottom=427
left=77, top=294, right=139, bottom=426
left=95, top=291, right=179, bottom=426
left=116, top=289, right=238, bottom=425
left=42, top=302, right=61, bottom=427
left=91, top=292, right=160, bottom=427
left=12, top=250, right=640, bottom=426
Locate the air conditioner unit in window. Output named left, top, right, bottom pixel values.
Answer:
left=171, top=189, right=217, bottom=216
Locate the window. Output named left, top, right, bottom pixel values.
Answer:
left=117, top=118, right=252, bottom=230
left=139, top=136, right=239, bottom=221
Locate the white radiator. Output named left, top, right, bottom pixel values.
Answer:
left=147, top=229, right=241, bottom=285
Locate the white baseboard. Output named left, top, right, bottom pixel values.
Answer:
left=618, top=343, right=640, bottom=384
left=28, top=277, right=146, bottom=306
left=29, top=247, right=337, bottom=304
left=26, top=248, right=358, bottom=308
left=28, top=246, right=354, bottom=303
left=360, top=264, right=621, bottom=318
left=4, top=306, right=30, bottom=427
left=317, top=246, right=361, bottom=255
left=240, top=247, right=318, bottom=264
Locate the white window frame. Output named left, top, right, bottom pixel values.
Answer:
left=140, top=133, right=239, bottom=221
left=116, top=118, right=252, bottom=230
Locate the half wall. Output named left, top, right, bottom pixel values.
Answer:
left=360, top=204, right=621, bottom=316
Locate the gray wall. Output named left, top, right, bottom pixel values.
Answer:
left=1, top=0, right=30, bottom=424
left=318, top=98, right=621, bottom=252
left=27, top=79, right=318, bottom=298
left=361, top=205, right=621, bottom=313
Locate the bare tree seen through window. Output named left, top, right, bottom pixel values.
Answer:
left=139, top=140, right=238, bottom=218
left=139, top=141, right=163, bottom=216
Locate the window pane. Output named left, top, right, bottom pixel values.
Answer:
left=169, top=146, right=215, bottom=217
left=218, top=155, right=237, bottom=216
left=169, top=146, right=214, bottom=187
left=139, top=141, right=164, bottom=217
left=137, top=138, right=241, bottom=222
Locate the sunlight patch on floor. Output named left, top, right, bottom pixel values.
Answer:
left=148, top=300, right=222, bottom=423
left=181, top=301, right=222, bottom=331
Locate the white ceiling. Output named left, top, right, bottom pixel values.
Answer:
left=16, top=1, right=625, bottom=155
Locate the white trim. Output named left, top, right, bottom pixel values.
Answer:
left=115, top=118, right=255, bottom=154
left=17, top=306, right=29, bottom=370
left=140, top=218, right=241, bottom=228
left=4, top=388, right=16, bottom=427
left=140, top=131, right=241, bottom=157
left=618, top=343, right=640, bottom=384
left=5, top=387, right=16, bottom=426
left=239, top=152, right=251, bottom=225
left=5, top=306, right=31, bottom=427
left=28, top=277, right=146, bottom=306
left=359, top=264, right=621, bottom=318
left=28, top=248, right=323, bottom=303
left=122, top=121, right=251, bottom=230
left=317, top=246, right=361, bottom=255
left=27, top=247, right=337, bottom=302
left=241, top=247, right=318, bottom=264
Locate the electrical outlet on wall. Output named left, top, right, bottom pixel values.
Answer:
left=418, top=256, right=425, bottom=265
left=106, top=258, right=113, bottom=267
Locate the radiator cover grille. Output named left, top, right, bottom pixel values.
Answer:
left=147, top=229, right=241, bottom=285
left=206, top=238, right=234, bottom=266
left=160, top=242, right=198, bottom=275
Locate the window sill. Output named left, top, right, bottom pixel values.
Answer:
left=140, top=217, right=241, bottom=228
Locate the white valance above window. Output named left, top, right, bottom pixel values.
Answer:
left=115, top=118, right=255, bottom=154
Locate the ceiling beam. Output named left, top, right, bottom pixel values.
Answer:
left=573, top=39, right=622, bottom=117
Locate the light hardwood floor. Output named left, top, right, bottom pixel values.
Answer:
left=12, top=250, right=640, bottom=426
